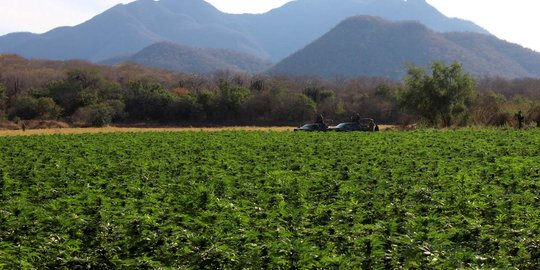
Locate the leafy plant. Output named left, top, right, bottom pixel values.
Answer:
left=0, top=130, right=539, bottom=268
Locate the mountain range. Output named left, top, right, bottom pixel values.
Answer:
left=242, top=0, right=489, bottom=61
left=270, top=16, right=540, bottom=79
left=0, top=0, right=487, bottom=62
left=1, top=0, right=539, bottom=79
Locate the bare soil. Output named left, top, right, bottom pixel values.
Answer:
left=0, top=123, right=398, bottom=137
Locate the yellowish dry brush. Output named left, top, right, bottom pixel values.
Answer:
left=0, top=126, right=296, bottom=136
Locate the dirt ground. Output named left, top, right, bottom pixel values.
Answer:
left=0, top=125, right=399, bottom=137
left=0, top=126, right=295, bottom=136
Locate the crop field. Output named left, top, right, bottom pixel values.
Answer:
left=1, top=130, right=540, bottom=269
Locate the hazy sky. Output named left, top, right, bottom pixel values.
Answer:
left=0, top=0, right=539, bottom=52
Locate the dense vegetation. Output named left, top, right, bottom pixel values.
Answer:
left=1, top=130, right=540, bottom=268
left=399, top=62, right=476, bottom=127
left=1, top=54, right=540, bottom=128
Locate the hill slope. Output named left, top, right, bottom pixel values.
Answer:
left=103, top=42, right=272, bottom=73
left=0, top=0, right=264, bottom=62
left=0, top=0, right=488, bottom=62
left=244, top=0, right=489, bottom=60
left=269, top=16, right=540, bottom=79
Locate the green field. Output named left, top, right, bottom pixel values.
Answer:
left=1, top=130, right=540, bottom=269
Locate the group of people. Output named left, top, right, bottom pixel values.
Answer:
left=314, top=111, right=527, bottom=130
left=13, top=111, right=528, bottom=131
left=314, top=113, right=363, bottom=125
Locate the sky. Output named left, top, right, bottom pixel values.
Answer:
left=0, top=0, right=539, bottom=52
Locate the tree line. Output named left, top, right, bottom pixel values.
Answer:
left=1, top=54, right=540, bottom=128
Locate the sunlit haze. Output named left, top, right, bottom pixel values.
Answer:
left=0, top=0, right=539, bottom=52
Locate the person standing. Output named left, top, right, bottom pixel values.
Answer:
left=314, top=114, right=327, bottom=130
left=315, top=114, right=324, bottom=125
left=350, top=113, right=360, bottom=123
left=516, top=111, right=525, bottom=129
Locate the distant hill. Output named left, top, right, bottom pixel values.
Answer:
left=244, top=0, right=489, bottom=60
left=0, top=0, right=265, bottom=62
left=0, top=0, right=489, bottom=62
left=103, top=42, right=272, bottom=74
left=269, top=16, right=540, bottom=79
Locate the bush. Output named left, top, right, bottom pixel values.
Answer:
left=527, top=106, right=540, bottom=127
left=105, top=99, right=128, bottom=121
left=11, top=96, right=39, bottom=120
left=273, top=93, right=316, bottom=123
left=37, top=97, right=63, bottom=119
left=125, top=80, right=174, bottom=121
left=72, top=103, right=113, bottom=127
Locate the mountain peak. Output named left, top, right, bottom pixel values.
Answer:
left=245, top=0, right=489, bottom=60
left=114, top=0, right=221, bottom=16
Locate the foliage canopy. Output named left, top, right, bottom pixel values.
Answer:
left=399, top=61, right=476, bottom=127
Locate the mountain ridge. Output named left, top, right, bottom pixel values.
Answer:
left=102, top=41, right=272, bottom=73
left=0, top=0, right=489, bottom=62
left=244, top=0, right=490, bottom=60
left=269, top=16, right=540, bottom=79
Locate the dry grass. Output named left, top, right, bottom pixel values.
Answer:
left=378, top=125, right=398, bottom=131
left=0, top=126, right=297, bottom=137
left=0, top=124, right=399, bottom=137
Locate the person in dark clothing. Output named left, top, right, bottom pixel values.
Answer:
left=350, top=113, right=360, bottom=123
left=315, top=114, right=324, bottom=124
left=314, top=114, right=327, bottom=130
left=516, top=110, right=525, bottom=129
left=21, top=121, right=26, bottom=132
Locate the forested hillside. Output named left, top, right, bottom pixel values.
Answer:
left=102, top=42, right=272, bottom=74
left=270, top=16, right=540, bottom=79
left=1, top=54, right=540, bottom=128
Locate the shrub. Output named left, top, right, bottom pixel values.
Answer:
left=11, top=96, right=39, bottom=120
left=37, top=97, right=63, bottom=119
left=72, top=103, right=113, bottom=127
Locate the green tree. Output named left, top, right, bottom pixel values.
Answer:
left=273, top=93, right=316, bottom=123
left=11, top=96, right=39, bottom=120
left=197, top=91, right=219, bottom=121
left=11, top=96, right=63, bottom=120
left=37, top=97, right=62, bottom=119
left=168, top=94, right=200, bottom=122
left=105, top=99, right=128, bottom=121
left=398, top=61, right=475, bottom=127
left=303, top=87, right=335, bottom=104
left=72, top=103, right=113, bottom=127
left=218, top=80, right=250, bottom=116
left=28, top=87, right=51, bottom=99
left=48, top=69, right=108, bottom=115
left=78, top=89, right=99, bottom=106
left=125, top=80, right=174, bottom=121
